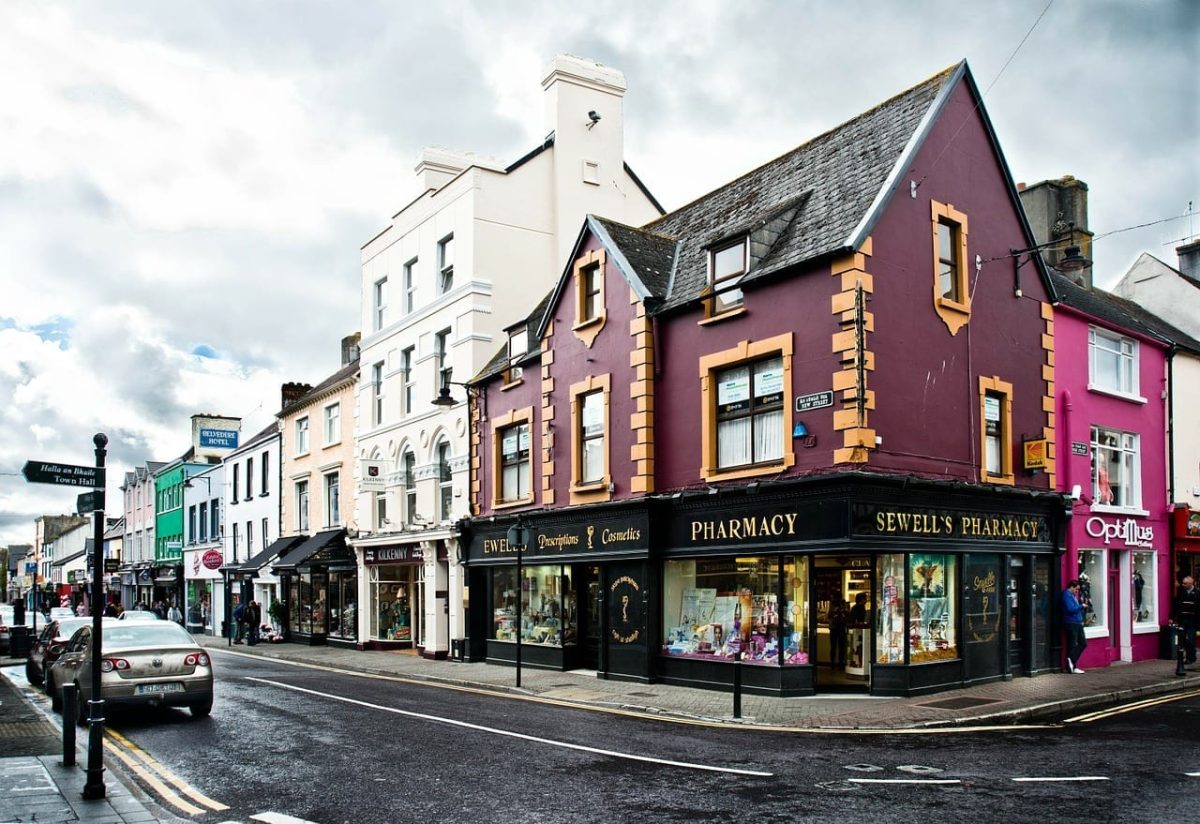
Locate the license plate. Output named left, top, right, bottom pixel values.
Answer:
left=134, top=683, right=184, bottom=695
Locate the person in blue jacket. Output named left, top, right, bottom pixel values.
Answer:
left=1062, top=579, right=1087, bottom=673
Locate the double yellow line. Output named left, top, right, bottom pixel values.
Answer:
left=1064, top=688, right=1200, bottom=724
left=104, top=727, right=229, bottom=816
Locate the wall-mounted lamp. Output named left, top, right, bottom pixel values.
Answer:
left=986, top=223, right=1093, bottom=298
left=184, top=476, right=211, bottom=492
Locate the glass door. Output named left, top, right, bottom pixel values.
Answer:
left=584, top=565, right=601, bottom=670
left=1007, top=557, right=1027, bottom=676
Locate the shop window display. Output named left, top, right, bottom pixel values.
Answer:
left=908, top=554, right=957, bottom=663
left=1131, top=551, right=1155, bottom=627
left=1077, top=550, right=1104, bottom=631
left=328, top=571, right=357, bottom=640
left=781, top=556, right=810, bottom=665
left=491, top=565, right=574, bottom=646
left=286, top=573, right=328, bottom=636
left=370, top=565, right=417, bottom=642
left=662, top=557, right=786, bottom=665
left=876, top=553, right=905, bottom=663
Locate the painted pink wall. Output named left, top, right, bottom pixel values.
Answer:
left=1054, top=306, right=1170, bottom=666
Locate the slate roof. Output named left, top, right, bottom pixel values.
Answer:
left=473, top=291, right=556, bottom=383
left=591, top=217, right=678, bottom=299
left=627, top=63, right=958, bottom=312
left=1052, top=273, right=1200, bottom=354
left=278, top=359, right=360, bottom=417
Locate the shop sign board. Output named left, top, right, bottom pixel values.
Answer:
left=1085, top=516, right=1153, bottom=548
left=472, top=510, right=650, bottom=562
left=104, top=559, right=119, bottom=573
left=198, top=428, right=239, bottom=449
left=360, top=459, right=387, bottom=491
left=202, top=549, right=224, bottom=570
left=1022, top=439, right=1048, bottom=470
left=852, top=504, right=1050, bottom=544
left=364, top=545, right=425, bottom=565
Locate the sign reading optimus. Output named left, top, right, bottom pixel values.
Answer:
left=22, top=460, right=100, bottom=488
left=1085, top=516, right=1154, bottom=548
left=198, top=428, right=239, bottom=449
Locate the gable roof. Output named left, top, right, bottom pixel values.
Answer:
left=568, top=61, right=1053, bottom=316
left=1051, top=272, right=1200, bottom=354
left=278, top=359, right=360, bottom=418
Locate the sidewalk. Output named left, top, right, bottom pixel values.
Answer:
left=0, top=663, right=168, bottom=824
left=194, top=636, right=1200, bottom=730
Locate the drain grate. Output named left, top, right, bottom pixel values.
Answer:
left=918, top=696, right=1001, bottom=711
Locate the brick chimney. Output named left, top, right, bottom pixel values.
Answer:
left=1177, top=239, right=1200, bottom=282
left=341, top=332, right=361, bottom=366
left=1018, top=175, right=1095, bottom=287
left=281, top=382, right=312, bottom=409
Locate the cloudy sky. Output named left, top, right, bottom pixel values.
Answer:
left=1, top=0, right=1196, bottom=545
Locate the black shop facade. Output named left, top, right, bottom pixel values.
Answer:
left=464, top=501, right=654, bottom=682
left=464, top=477, right=1068, bottom=697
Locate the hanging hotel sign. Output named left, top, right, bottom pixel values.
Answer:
left=1085, top=516, right=1153, bottom=548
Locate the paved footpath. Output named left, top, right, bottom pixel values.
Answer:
left=2, top=642, right=1196, bottom=822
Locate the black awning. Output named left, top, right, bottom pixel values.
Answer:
left=273, top=528, right=351, bottom=572
left=238, top=535, right=307, bottom=575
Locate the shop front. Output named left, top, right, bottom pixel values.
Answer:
left=1173, top=507, right=1200, bottom=585
left=466, top=503, right=652, bottom=681
left=658, top=477, right=1065, bottom=697
left=235, top=536, right=304, bottom=639
left=1063, top=508, right=1169, bottom=668
left=183, top=546, right=223, bottom=634
left=274, top=529, right=355, bottom=647
left=359, top=544, right=432, bottom=651
left=153, top=563, right=182, bottom=611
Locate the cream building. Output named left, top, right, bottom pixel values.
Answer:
left=274, top=336, right=360, bottom=645
left=352, top=55, right=663, bottom=657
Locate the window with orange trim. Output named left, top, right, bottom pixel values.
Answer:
left=931, top=201, right=971, bottom=335
left=979, top=376, right=1013, bottom=485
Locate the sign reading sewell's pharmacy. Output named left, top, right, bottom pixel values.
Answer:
left=853, top=505, right=1050, bottom=543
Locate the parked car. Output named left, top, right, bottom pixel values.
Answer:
left=26, top=617, right=94, bottom=687
left=117, top=610, right=161, bottom=622
left=47, top=607, right=76, bottom=621
left=0, top=605, right=16, bottom=654
left=49, top=621, right=213, bottom=722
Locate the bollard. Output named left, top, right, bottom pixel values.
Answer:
left=732, top=652, right=743, bottom=719
left=61, top=684, right=77, bottom=766
left=1177, top=631, right=1188, bottom=677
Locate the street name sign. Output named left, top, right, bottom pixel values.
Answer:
left=77, top=491, right=104, bottom=514
left=22, top=460, right=100, bottom=488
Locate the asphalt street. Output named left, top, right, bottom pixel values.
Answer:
left=14, top=646, right=1188, bottom=824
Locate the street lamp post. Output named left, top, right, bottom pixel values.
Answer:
left=506, top=520, right=530, bottom=688
left=83, top=433, right=108, bottom=800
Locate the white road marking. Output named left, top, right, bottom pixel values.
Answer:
left=1011, top=776, right=1110, bottom=782
left=248, top=677, right=773, bottom=777
left=1184, top=772, right=1200, bottom=777
left=251, top=812, right=324, bottom=824
left=847, top=778, right=961, bottom=785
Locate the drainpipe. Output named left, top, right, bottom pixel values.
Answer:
left=1061, top=389, right=1072, bottom=494
left=1166, top=347, right=1176, bottom=505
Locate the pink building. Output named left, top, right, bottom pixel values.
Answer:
left=1051, top=273, right=1171, bottom=668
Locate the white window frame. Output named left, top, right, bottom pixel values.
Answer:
left=437, top=234, right=454, bottom=294
left=324, top=402, right=341, bottom=446
left=373, top=276, right=387, bottom=332
left=403, top=258, right=417, bottom=314
left=401, top=347, right=415, bottom=415
left=295, top=417, right=310, bottom=456
left=325, top=471, right=340, bottom=527
left=371, top=362, right=385, bottom=426
left=1090, top=425, right=1143, bottom=513
left=434, top=329, right=451, bottom=394
left=437, top=440, right=453, bottom=522
left=296, top=480, right=309, bottom=533
left=374, top=491, right=387, bottom=530
left=402, top=452, right=417, bottom=524
left=1088, top=327, right=1141, bottom=400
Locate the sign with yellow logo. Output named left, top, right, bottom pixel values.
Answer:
left=1023, top=438, right=1048, bottom=470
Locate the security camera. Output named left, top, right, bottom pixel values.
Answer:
left=588, top=110, right=601, bottom=123
left=1070, top=484, right=1082, bottom=501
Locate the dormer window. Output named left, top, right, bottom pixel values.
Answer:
left=505, top=325, right=528, bottom=384
left=706, top=237, right=747, bottom=318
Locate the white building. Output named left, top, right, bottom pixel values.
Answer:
left=218, top=423, right=283, bottom=637
left=352, top=55, right=663, bottom=657
left=182, top=461, right=224, bottom=634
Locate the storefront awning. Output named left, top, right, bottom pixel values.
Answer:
left=273, top=528, right=352, bottom=572
left=238, top=535, right=307, bottom=575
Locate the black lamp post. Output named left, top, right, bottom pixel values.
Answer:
left=506, top=519, right=531, bottom=688
left=83, top=433, right=107, bottom=800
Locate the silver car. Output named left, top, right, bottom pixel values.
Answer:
left=0, top=604, right=16, bottom=653
left=49, top=621, right=214, bottom=723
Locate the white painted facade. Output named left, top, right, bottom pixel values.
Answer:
left=1112, top=251, right=1200, bottom=340
left=352, top=55, right=662, bottom=657
left=182, top=462, right=224, bottom=635
left=221, top=427, right=284, bottom=634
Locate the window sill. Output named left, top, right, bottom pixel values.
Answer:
left=573, top=315, right=604, bottom=333
left=571, top=480, right=608, bottom=493
left=1132, top=623, right=1159, bottom=635
left=1086, top=384, right=1147, bottom=404
left=324, top=440, right=342, bottom=449
left=294, top=451, right=310, bottom=459
left=981, top=472, right=1015, bottom=487
left=1083, top=626, right=1107, bottom=639
left=936, top=296, right=971, bottom=314
left=702, top=459, right=792, bottom=483
left=492, top=497, right=535, bottom=512
left=500, top=378, right=524, bottom=392
left=1090, top=504, right=1150, bottom=518
left=698, top=306, right=746, bottom=326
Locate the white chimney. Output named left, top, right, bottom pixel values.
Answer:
left=413, top=148, right=503, bottom=193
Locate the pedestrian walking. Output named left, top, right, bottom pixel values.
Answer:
left=1062, top=579, right=1087, bottom=673
left=1171, top=575, right=1198, bottom=669
left=232, top=600, right=245, bottom=644
left=167, top=602, right=183, bottom=625
left=245, top=600, right=262, bottom=646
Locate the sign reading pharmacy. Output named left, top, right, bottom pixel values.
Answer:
left=852, top=504, right=1050, bottom=543
left=198, top=428, right=239, bottom=449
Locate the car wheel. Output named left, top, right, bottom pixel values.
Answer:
left=48, top=673, right=61, bottom=711
left=26, top=660, right=41, bottom=687
left=190, top=696, right=213, bottom=718
left=75, top=683, right=88, bottom=727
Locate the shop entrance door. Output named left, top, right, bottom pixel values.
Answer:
left=814, top=556, right=872, bottom=692
left=582, top=565, right=601, bottom=670
left=1007, top=557, right=1027, bottom=676
left=1107, top=564, right=1121, bottom=662
left=411, top=568, right=425, bottom=650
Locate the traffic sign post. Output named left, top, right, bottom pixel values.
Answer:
left=22, top=435, right=108, bottom=800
